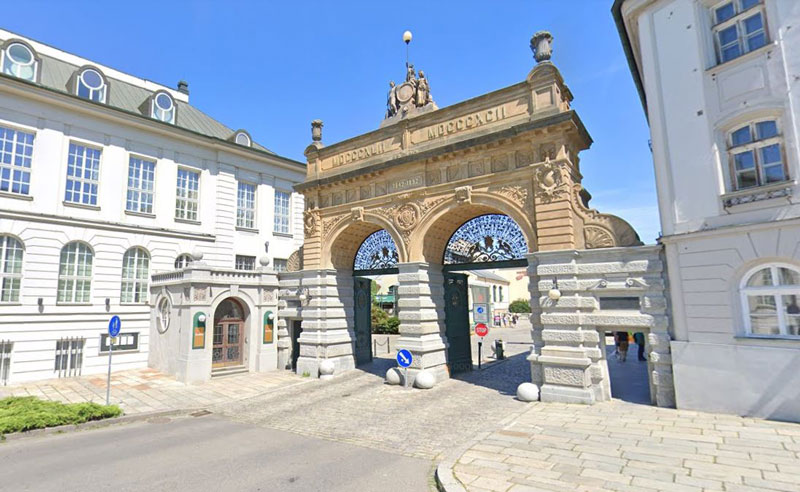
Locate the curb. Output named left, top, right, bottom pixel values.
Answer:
left=1, top=407, right=202, bottom=442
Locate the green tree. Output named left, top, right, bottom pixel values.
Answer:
left=509, top=298, right=531, bottom=313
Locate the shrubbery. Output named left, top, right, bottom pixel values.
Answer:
left=371, top=305, right=400, bottom=334
left=0, top=396, right=122, bottom=435
left=509, top=298, right=531, bottom=313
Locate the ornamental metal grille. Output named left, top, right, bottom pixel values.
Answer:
left=354, top=230, right=399, bottom=270
left=444, top=214, right=527, bottom=264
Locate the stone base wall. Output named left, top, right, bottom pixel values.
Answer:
left=528, top=245, right=675, bottom=407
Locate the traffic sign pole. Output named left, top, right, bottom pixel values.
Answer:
left=396, top=349, right=413, bottom=389
left=478, top=339, right=482, bottom=371
left=474, top=323, right=489, bottom=370
left=106, top=316, right=121, bottom=406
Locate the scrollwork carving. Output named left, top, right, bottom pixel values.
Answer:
left=534, top=162, right=567, bottom=203
left=584, top=226, right=615, bottom=249
left=303, top=210, right=318, bottom=236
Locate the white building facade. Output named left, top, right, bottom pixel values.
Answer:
left=0, top=30, right=305, bottom=384
left=614, top=0, right=800, bottom=420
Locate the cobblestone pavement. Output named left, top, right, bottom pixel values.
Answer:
left=0, top=368, right=307, bottom=414
left=447, top=401, right=800, bottom=492
left=217, top=352, right=533, bottom=461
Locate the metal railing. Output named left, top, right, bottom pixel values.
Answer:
left=0, top=340, right=12, bottom=386
left=54, top=337, right=85, bottom=378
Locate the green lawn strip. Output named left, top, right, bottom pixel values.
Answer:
left=0, top=396, right=122, bottom=435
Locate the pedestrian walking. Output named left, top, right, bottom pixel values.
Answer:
left=614, top=331, right=629, bottom=362
left=633, top=332, right=646, bottom=361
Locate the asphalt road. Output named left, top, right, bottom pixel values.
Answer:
left=0, top=414, right=433, bottom=492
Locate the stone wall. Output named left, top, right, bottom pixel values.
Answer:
left=528, top=245, right=675, bottom=407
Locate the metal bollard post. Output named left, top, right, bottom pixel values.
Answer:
left=373, top=339, right=376, bottom=357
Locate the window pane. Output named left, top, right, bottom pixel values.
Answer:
left=778, top=268, right=800, bottom=286
left=783, top=295, right=800, bottom=336
left=746, top=268, right=772, bottom=287
left=733, top=150, right=755, bottom=170
left=760, top=144, right=782, bottom=165
left=743, top=13, right=763, bottom=34
left=748, top=295, right=779, bottom=334
left=756, top=121, right=778, bottom=140
left=715, top=2, right=735, bottom=23
left=740, top=0, right=761, bottom=10
left=736, top=170, right=758, bottom=189
left=731, top=126, right=752, bottom=146
left=747, top=32, right=766, bottom=51
left=719, top=24, right=739, bottom=45
left=763, top=164, right=786, bottom=183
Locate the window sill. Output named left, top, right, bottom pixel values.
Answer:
left=236, top=226, right=260, bottom=233
left=0, top=191, right=33, bottom=201
left=120, top=302, right=150, bottom=307
left=175, top=217, right=201, bottom=225
left=99, top=349, right=140, bottom=355
left=56, top=302, right=92, bottom=306
left=734, top=334, right=800, bottom=342
left=125, top=210, right=156, bottom=218
left=0, top=302, right=22, bottom=306
left=273, top=232, right=293, bottom=238
left=722, top=180, right=794, bottom=208
left=706, top=41, right=777, bottom=75
left=63, top=201, right=100, bottom=211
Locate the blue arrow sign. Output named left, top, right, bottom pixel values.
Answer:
left=396, top=349, right=413, bottom=368
left=476, top=306, right=485, bottom=314
left=108, top=315, right=121, bottom=337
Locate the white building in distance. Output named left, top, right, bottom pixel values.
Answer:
left=614, top=0, right=800, bottom=420
left=0, top=30, right=305, bottom=384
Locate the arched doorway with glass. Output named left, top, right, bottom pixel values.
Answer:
left=212, top=298, right=249, bottom=371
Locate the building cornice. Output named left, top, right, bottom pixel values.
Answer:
left=658, top=215, right=800, bottom=244
left=0, top=73, right=306, bottom=174
left=0, top=208, right=217, bottom=242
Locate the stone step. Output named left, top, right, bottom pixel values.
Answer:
left=210, top=365, right=248, bottom=378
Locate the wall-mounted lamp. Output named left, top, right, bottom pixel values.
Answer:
left=297, top=287, right=311, bottom=306
left=267, top=312, right=275, bottom=321
left=547, top=278, right=561, bottom=301
left=37, top=297, right=43, bottom=308
left=105, top=298, right=111, bottom=311
left=197, top=314, right=207, bottom=324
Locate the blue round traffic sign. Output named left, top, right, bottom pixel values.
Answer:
left=396, top=349, right=413, bottom=368
left=476, top=306, right=485, bottom=314
left=108, top=315, right=121, bottom=337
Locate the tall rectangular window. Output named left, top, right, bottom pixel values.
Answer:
left=712, top=0, right=767, bottom=64
left=175, top=168, right=199, bottom=221
left=235, top=255, right=256, bottom=271
left=126, top=156, right=156, bottom=214
left=274, top=190, right=290, bottom=234
left=0, top=126, right=33, bottom=196
left=64, top=143, right=101, bottom=206
left=728, top=119, right=786, bottom=190
left=237, top=182, right=256, bottom=229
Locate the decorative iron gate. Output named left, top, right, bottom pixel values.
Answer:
left=444, top=272, right=472, bottom=373
left=353, top=277, right=373, bottom=365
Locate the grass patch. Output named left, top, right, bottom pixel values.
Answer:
left=0, top=396, right=122, bottom=435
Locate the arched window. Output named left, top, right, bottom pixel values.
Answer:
left=76, top=68, right=107, bottom=103
left=58, top=242, right=93, bottom=303
left=741, top=264, right=800, bottom=337
left=234, top=131, right=251, bottom=147
left=174, top=253, right=193, bottom=269
left=0, top=235, right=23, bottom=302
left=354, top=230, right=399, bottom=271
left=121, top=247, right=150, bottom=304
left=2, top=42, right=37, bottom=81
left=492, top=285, right=497, bottom=302
left=151, top=92, right=175, bottom=124
left=444, top=214, right=527, bottom=265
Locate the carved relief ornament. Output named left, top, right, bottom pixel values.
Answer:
left=533, top=162, right=568, bottom=203
left=303, top=210, right=319, bottom=236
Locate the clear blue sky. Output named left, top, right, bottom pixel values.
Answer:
left=5, top=1, right=660, bottom=243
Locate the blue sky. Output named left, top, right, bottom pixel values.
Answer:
left=6, top=1, right=660, bottom=243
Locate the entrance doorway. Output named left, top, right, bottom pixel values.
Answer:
left=291, top=320, right=302, bottom=371
left=444, top=272, right=472, bottom=374
left=212, top=298, right=246, bottom=369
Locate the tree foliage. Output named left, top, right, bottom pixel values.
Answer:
left=509, top=298, right=531, bottom=313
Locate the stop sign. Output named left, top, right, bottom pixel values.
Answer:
left=475, top=323, right=489, bottom=337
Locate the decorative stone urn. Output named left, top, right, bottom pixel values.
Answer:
left=311, top=119, right=323, bottom=142
left=530, top=31, right=553, bottom=63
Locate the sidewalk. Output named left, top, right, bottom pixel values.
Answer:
left=0, top=368, right=306, bottom=415
left=439, top=400, right=800, bottom=492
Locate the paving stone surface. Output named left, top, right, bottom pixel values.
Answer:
left=449, top=401, right=800, bottom=492
left=0, top=368, right=307, bottom=414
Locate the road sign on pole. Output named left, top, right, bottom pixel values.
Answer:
left=475, top=323, right=489, bottom=338
left=397, top=349, right=413, bottom=389
left=106, top=316, right=121, bottom=405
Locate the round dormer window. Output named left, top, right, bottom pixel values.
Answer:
left=3, top=43, right=37, bottom=81
left=152, top=92, right=175, bottom=123
left=77, top=68, right=106, bottom=102
left=80, top=69, right=103, bottom=89
left=7, top=43, right=33, bottom=65
left=235, top=132, right=251, bottom=147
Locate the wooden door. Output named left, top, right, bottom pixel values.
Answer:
left=212, top=320, right=244, bottom=368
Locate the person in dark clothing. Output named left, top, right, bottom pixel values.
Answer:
left=633, top=332, right=646, bottom=361
left=614, top=331, right=629, bottom=362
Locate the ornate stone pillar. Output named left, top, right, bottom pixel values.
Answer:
left=395, top=262, right=449, bottom=384
left=295, top=269, right=356, bottom=378
left=526, top=254, right=544, bottom=387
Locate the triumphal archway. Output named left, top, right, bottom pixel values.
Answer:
left=289, top=32, right=642, bottom=391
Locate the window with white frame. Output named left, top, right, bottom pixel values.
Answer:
left=57, top=242, right=93, bottom=303
left=274, top=190, right=290, bottom=234
left=741, top=264, right=800, bottom=337
left=0, top=235, right=23, bottom=303
left=120, top=247, right=149, bottom=304
left=235, top=255, right=256, bottom=271
left=175, top=168, right=199, bottom=221
left=237, top=181, right=256, bottom=229
left=0, top=125, right=34, bottom=196
left=1, top=42, right=37, bottom=81
left=174, top=253, right=193, bottom=269
left=100, top=332, right=139, bottom=352
left=64, top=142, right=101, bottom=206
left=235, top=131, right=251, bottom=147
left=151, top=92, right=175, bottom=124
left=76, top=68, right=107, bottom=103
left=712, top=0, right=768, bottom=64
left=727, top=119, right=786, bottom=190
left=274, top=258, right=288, bottom=272
left=126, top=156, right=155, bottom=214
